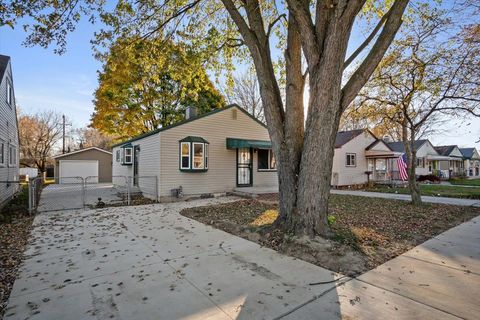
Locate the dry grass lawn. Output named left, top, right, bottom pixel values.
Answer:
left=181, top=194, right=480, bottom=275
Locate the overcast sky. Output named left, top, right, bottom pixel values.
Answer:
left=0, top=2, right=479, bottom=149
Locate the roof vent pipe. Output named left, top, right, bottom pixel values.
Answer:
left=185, top=106, right=198, bottom=120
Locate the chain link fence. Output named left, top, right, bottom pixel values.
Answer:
left=27, top=175, right=158, bottom=213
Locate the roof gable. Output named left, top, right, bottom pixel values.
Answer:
left=435, top=145, right=463, bottom=158
left=460, top=147, right=480, bottom=159
left=113, top=104, right=265, bottom=148
left=387, top=140, right=431, bottom=153
left=53, top=147, right=112, bottom=159
left=365, top=139, right=392, bottom=151
left=335, top=129, right=367, bottom=148
left=0, top=55, right=10, bottom=83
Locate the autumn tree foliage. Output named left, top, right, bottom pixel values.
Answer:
left=91, top=37, right=226, bottom=140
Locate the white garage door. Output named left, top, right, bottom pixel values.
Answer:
left=59, top=160, right=99, bottom=183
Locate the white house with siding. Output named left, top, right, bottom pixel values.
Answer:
left=331, top=129, right=404, bottom=186
left=460, top=148, right=480, bottom=177
left=0, top=55, right=19, bottom=207
left=112, top=105, right=278, bottom=200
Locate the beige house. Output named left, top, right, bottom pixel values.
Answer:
left=331, top=129, right=402, bottom=186
left=460, top=148, right=480, bottom=177
left=112, top=105, right=278, bottom=200
left=434, top=145, right=465, bottom=178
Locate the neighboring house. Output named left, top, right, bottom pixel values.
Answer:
left=331, top=129, right=402, bottom=186
left=460, top=148, right=480, bottom=177
left=434, top=145, right=465, bottom=178
left=0, top=55, right=20, bottom=207
left=387, top=140, right=449, bottom=177
left=53, top=147, right=112, bottom=183
left=112, top=105, right=278, bottom=200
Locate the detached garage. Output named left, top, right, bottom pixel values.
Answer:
left=53, top=147, right=112, bottom=183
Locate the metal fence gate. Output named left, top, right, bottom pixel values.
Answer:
left=28, top=176, right=158, bottom=213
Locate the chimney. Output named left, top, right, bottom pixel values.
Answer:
left=185, top=106, right=198, bottom=120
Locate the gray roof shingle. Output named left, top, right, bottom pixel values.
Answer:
left=335, top=129, right=365, bottom=148
left=0, top=54, right=11, bottom=82
left=459, top=148, right=475, bottom=159
left=434, top=145, right=458, bottom=157
left=387, top=140, right=428, bottom=153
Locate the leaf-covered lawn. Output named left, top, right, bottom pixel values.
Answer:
left=365, top=184, right=480, bottom=199
left=0, top=187, right=34, bottom=317
left=181, top=194, right=480, bottom=275
left=449, top=178, right=480, bottom=186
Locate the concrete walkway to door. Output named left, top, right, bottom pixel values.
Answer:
left=5, top=196, right=476, bottom=319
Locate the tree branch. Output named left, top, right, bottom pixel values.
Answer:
left=344, top=5, right=393, bottom=69
left=267, top=13, right=286, bottom=38
left=286, top=0, right=319, bottom=68
left=341, top=0, right=410, bottom=111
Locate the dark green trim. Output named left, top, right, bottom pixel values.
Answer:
left=179, top=169, right=208, bottom=173
left=180, top=136, right=210, bottom=144
left=179, top=140, right=209, bottom=172
left=112, top=104, right=267, bottom=148
left=226, top=138, right=272, bottom=149
left=121, top=142, right=133, bottom=148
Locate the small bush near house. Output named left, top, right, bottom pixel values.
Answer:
left=417, top=174, right=441, bottom=183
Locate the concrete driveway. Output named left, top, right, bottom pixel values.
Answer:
left=38, top=183, right=125, bottom=212
left=4, top=197, right=479, bottom=319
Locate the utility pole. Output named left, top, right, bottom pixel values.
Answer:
left=61, top=115, right=72, bottom=154
left=62, top=114, right=66, bottom=154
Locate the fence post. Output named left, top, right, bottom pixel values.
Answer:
left=28, top=179, right=33, bottom=214
left=127, top=176, right=131, bottom=205
left=82, top=177, right=86, bottom=209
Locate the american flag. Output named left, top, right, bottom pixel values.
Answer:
left=397, top=153, right=408, bottom=181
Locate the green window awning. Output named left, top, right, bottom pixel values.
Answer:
left=121, top=143, right=133, bottom=148
left=226, top=138, right=272, bottom=149
left=180, top=136, right=209, bottom=144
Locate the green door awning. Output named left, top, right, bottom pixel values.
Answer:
left=226, top=138, right=272, bottom=149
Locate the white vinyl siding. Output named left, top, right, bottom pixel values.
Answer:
left=159, top=107, right=278, bottom=197
left=112, top=133, right=161, bottom=200
left=332, top=131, right=376, bottom=186
left=0, top=59, right=20, bottom=206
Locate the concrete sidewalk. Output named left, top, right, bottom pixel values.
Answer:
left=331, top=189, right=480, bottom=206
left=5, top=197, right=479, bottom=319
left=286, top=215, right=480, bottom=319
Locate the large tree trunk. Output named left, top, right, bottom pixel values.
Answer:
left=403, top=125, right=422, bottom=204
left=222, top=0, right=409, bottom=237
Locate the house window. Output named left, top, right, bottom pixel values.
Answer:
left=0, top=141, right=4, bottom=165
left=9, top=145, right=16, bottom=166
left=205, top=144, right=209, bottom=169
left=346, top=153, right=356, bottom=167
left=416, top=157, right=424, bottom=168
left=123, top=147, right=133, bottom=164
left=179, top=137, right=209, bottom=171
left=193, top=143, right=205, bottom=169
left=116, top=150, right=120, bottom=162
left=180, top=142, right=190, bottom=169
left=258, top=149, right=276, bottom=171
left=6, top=81, right=13, bottom=107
